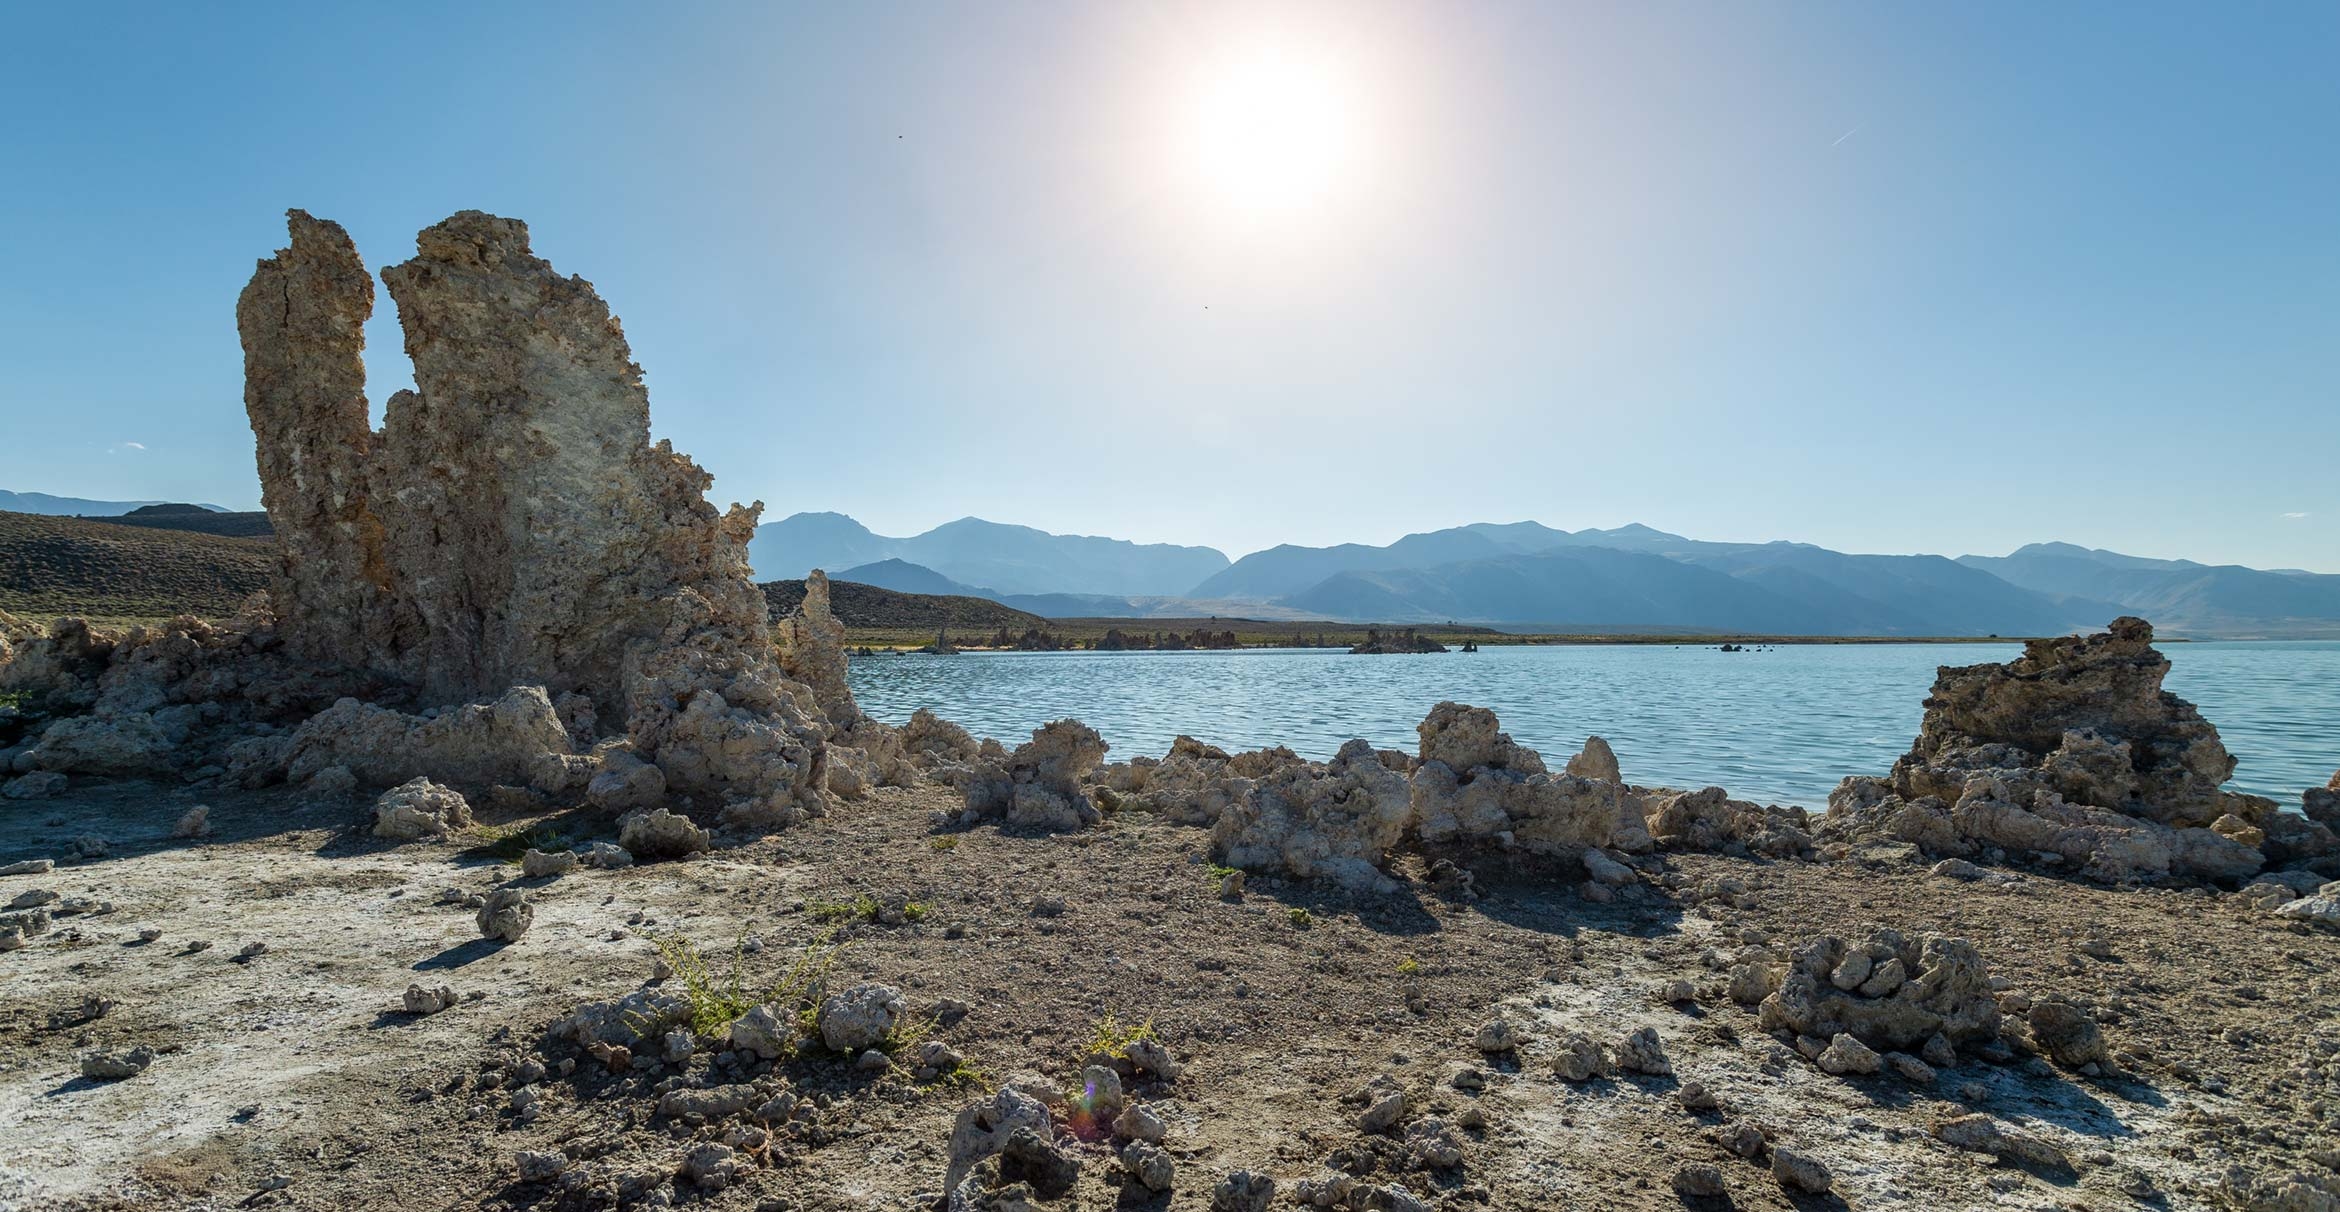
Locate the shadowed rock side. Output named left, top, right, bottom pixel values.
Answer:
left=1822, top=616, right=2329, bottom=882
left=237, top=211, right=388, bottom=665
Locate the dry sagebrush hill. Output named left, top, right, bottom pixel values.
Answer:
left=760, top=578, right=1043, bottom=633
left=0, top=509, right=272, bottom=622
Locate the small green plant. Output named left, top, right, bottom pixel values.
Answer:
left=807, top=894, right=882, bottom=923
left=647, top=928, right=845, bottom=1040
left=1288, top=908, right=1314, bottom=929
left=1081, top=1012, right=1157, bottom=1062
left=929, top=836, right=960, bottom=851
left=902, top=901, right=929, bottom=923
left=0, top=689, right=34, bottom=712
left=938, top=1058, right=987, bottom=1088
left=1396, top=956, right=1422, bottom=977
left=1205, top=863, right=1240, bottom=883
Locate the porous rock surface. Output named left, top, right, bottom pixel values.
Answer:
left=956, top=719, right=1109, bottom=832
left=1754, top=928, right=2000, bottom=1052
left=1823, top=618, right=2274, bottom=882
left=371, top=777, right=473, bottom=840
left=1209, top=739, right=1413, bottom=891
left=1410, top=703, right=1646, bottom=856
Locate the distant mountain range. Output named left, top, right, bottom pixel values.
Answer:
left=1959, top=543, right=2340, bottom=639
left=749, top=513, right=1229, bottom=598
left=0, top=490, right=228, bottom=516
left=756, top=512, right=2339, bottom=638
left=14, top=486, right=2335, bottom=637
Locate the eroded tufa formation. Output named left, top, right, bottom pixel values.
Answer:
left=0, top=211, right=918, bottom=833
left=1823, top=618, right=2281, bottom=882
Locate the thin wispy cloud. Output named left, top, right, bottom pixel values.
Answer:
left=2281, top=511, right=2310, bottom=520
left=122, top=440, right=146, bottom=450
left=1831, top=122, right=1865, bottom=147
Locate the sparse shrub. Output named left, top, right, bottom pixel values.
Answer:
left=1289, top=908, right=1314, bottom=929
left=1396, top=956, right=1422, bottom=977
left=808, top=894, right=882, bottom=923
left=648, top=928, right=844, bottom=1040
left=1081, top=1012, right=1158, bottom=1062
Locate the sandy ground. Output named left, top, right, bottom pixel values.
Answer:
left=3, top=778, right=2335, bottom=1211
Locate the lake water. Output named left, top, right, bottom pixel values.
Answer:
left=847, top=641, right=2340, bottom=809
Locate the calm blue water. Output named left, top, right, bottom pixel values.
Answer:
left=847, top=642, right=2340, bottom=810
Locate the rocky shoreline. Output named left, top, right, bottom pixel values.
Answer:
left=2, top=211, right=2336, bottom=1212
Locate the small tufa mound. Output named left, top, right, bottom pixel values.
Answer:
left=1411, top=702, right=1648, bottom=857
left=372, top=778, right=472, bottom=840
left=403, top=983, right=457, bottom=1015
left=1756, top=928, right=2000, bottom=1056
left=476, top=888, right=532, bottom=943
left=1563, top=735, right=1621, bottom=783
left=617, top=808, right=711, bottom=861
left=519, top=848, right=576, bottom=879
left=171, top=804, right=211, bottom=838
left=1209, top=739, right=1413, bottom=892
left=955, top=719, right=1109, bottom=832
left=816, top=983, right=907, bottom=1053
left=80, top=1046, right=156, bottom=1081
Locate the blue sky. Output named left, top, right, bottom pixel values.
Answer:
left=1, top=1, right=2333, bottom=569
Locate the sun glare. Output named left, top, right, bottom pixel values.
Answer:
left=1188, top=44, right=1360, bottom=222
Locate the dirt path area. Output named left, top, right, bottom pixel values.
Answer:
left=3, top=780, right=2334, bottom=1211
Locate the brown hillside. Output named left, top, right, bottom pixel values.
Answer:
left=0, top=508, right=274, bottom=621
left=761, top=577, right=1042, bottom=631
left=103, top=506, right=278, bottom=539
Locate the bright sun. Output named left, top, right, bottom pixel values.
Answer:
left=1189, top=45, right=1359, bottom=222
